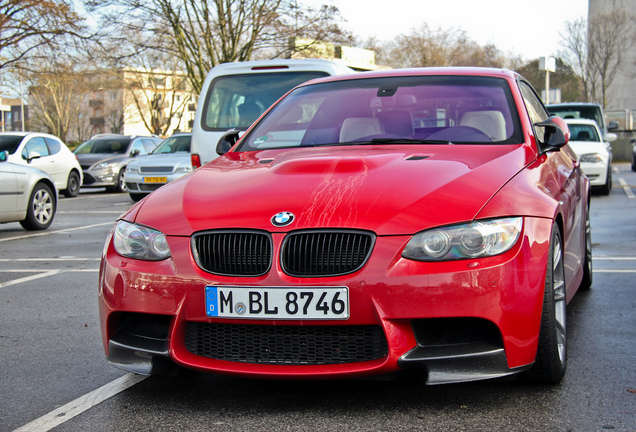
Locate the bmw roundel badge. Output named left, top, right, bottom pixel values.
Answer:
left=271, top=211, right=295, bottom=227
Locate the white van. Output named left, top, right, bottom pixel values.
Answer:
left=191, top=59, right=355, bottom=167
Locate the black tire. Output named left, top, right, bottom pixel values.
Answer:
left=107, top=169, right=127, bottom=193
left=632, top=154, right=636, bottom=172
left=129, top=193, right=146, bottom=202
left=62, top=170, right=81, bottom=198
left=580, top=203, right=593, bottom=291
left=598, top=165, right=612, bottom=196
left=527, top=223, right=567, bottom=383
left=19, top=182, right=56, bottom=230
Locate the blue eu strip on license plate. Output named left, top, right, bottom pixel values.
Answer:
left=205, top=286, right=349, bottom=320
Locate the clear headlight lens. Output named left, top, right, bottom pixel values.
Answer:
left=93, top=161, right=116, bottom=171
left=113, top=220, right=171, bottom=261
left=402, top=217, right=522, bottom=261
left=127, top=165, right=139, bottom=174
left=579, top=153, right=605, bottom=164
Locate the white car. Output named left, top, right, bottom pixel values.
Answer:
left=190, top=59, right=355, bottom=168
left=565, top=118, right=612, bottom=195
left=0, top=132, right=82, bottom=197
left=125, top=133, right=192, bottom=201
left=0, top=150, right=57, bottom=230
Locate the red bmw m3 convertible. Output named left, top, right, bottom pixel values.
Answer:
left=99, top=67, right=591, bottom=385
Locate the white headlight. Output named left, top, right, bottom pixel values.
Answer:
left=402, top=217, right=522, bottom=261
left=579, top=153, right=605, bottom=164
left=113, top=220, right=171, bottom=261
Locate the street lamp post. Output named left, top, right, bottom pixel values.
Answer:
left=539, top=57, right=556, bottom=105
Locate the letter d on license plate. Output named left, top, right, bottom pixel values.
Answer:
left=205, top=286, right=349, bottom=320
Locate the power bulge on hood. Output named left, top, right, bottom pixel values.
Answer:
left=99, top=67, right=590, bottom=385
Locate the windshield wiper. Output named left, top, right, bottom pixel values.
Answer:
left=304, top=138, right=453, bottom=148
left=368, top=138, right=452, bottom=145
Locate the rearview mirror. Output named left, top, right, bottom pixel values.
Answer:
left=535, top=116, right=570, bottom=154
left=216, top=129, right=240, bottom=156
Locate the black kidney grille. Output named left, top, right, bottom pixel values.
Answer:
left=281, top=230, right=375, bottom=277
left=192, top=231, right=272, bottom=276
left=184, top=322, right=388, bottom=365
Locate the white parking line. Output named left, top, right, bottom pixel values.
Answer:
left=0, top=269, right=99, bottom=289
left=618, top=178, right=635, bottom=198
left=593, top=269, right=636, bottom=273
left=0, top=258, right=101, bottom=262
left=593, top=256, right=636, bottom=260
left=0, top=222, right=113, bottom=243
left=12, top=373, right=147, bottom=432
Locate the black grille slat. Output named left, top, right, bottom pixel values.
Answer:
left=192, top=230, right=374, bottom=277
left=281, top=230, right=374, bottom=277
left=192, top=231, right=272, bottom=276
left=184, top=323, right=388, bottom=365
left=140, top=166, right=173, bottom=173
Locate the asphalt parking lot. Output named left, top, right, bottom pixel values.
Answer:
left=0, top=164, right=634, bottom=432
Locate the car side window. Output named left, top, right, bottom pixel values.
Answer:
left=21, top=137, right=50, bottom=160
left=142, top=139, right=159, bottom=153
left=45, top=137, right=62, bottom=155
left=519, top=81, right=550, bottom=144
left=130, top=140, right=146, bottom=155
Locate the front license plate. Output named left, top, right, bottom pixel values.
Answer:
left=143, top=176, right=167, bottom=183
left=205, top=286, right=349, bottom=320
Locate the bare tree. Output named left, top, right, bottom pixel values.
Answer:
left=0, top=0, right=86, bottom=70
left=23, top=61, right=91, bottom=142
left=85, top=0, right=350, bottom=95
left=381, top=24, right=512, bottom=69
left=560, top=12, right=636, bottom=106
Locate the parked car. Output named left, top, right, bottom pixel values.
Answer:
left=0, top=132, right=82, bottom=197
left=73, top=134, right=162, bottom=192
left=565, top=119, right=612, bottom=195
left=125, top=133, right=192, bottom=202
left=99, top=67, right=591, bottom=385
left=191, top=59, right=355, bottom=169
left=547, top=102, right=618, bottom=142
left=0, top=150, right=57, bottom=230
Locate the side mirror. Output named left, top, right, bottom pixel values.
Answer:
left=26, top=151, right=42, bottom=163
left=216, top=129, right=240, bottom=156
left=605, top=132, right=617, bottom=143
left=0, top=150, right=7, bottom=162
left=608, top=120, right=619, bottom=131
left=131, top=149, right=140, bottom=157
left=535, top=116, right=570, bottom=154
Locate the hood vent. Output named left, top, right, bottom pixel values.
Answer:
left=405, top=155, right=430, bottom=161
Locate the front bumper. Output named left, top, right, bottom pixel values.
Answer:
left=125, top=172, right=188, bottom=194
left=580, top=162, right=609, bottom=186
left=98, top=217, right=551, bottom=384
left=82, top=170, right=118, bottom=188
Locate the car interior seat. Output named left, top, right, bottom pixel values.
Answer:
left=339, top=117, right=384, bottom=142
left=460, top=110, right=507, bottom=141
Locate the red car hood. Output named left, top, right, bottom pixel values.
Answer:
left=134, top=145, right=534, bottom=236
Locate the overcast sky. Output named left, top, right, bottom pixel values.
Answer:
left=327, top=0, right=588, bottom=60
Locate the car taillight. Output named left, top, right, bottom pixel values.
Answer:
left=191, top=154, right=201, bottom=169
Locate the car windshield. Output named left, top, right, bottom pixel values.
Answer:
left=568, top=124, right=601, bottom=142
left=237, top=75, right=522, bottom=151
left=151, top=135, right=191, bottom=154
left=0, top=135, right=25, bottom=154
left=547, top=105, right=604, bottom=130
left=74, top=139, right=130, bottom=154
left=201, top=71, right=329, bottom=131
